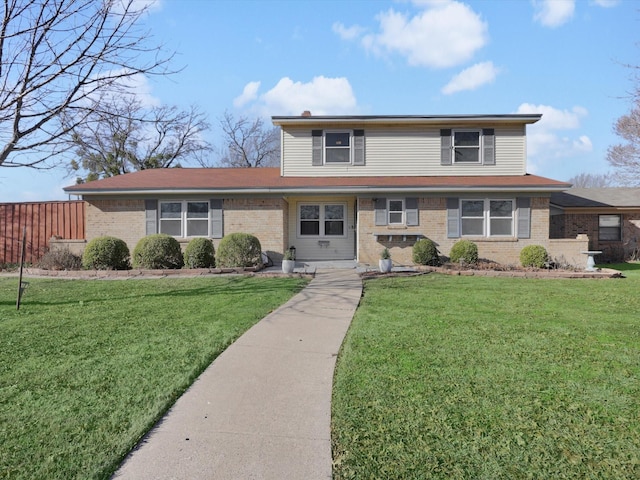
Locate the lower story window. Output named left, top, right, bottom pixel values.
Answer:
left=599, top=214, right=621, bottom=241
left=160, top=200, right=209, bottom=237
left=299, top=203, right=346, bottom=237
left=461, top=199, right=514, bottom=237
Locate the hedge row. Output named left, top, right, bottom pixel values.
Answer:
left=78, top=233, right=262, bottom=270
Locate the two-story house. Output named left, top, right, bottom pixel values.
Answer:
left=64, top=114, right=574, bottom=266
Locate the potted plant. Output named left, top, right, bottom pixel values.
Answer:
left=379, top=247, right=392, bottom=273
left=282, top=248, right=295, bottom=273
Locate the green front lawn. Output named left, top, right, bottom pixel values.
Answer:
left=0, top=276, right=307, bottom=480
left=333, top=273, right=640, bottom=479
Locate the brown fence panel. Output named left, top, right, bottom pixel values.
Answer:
left=0, top=201, right=85, bottom=264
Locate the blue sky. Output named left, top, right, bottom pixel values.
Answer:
left=0, top=0, right=638, bottom=202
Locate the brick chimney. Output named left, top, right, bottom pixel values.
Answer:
left=301, top=110, right=311, bottom=117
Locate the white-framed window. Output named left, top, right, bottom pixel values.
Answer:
left=599, top=214, right=621, bottom=241
left=325, top=131, right=351, bottom=163
left=460, top=199, right=514, bottom=237
left=159, top=200, right=209, bottom=237
left=453, top=129, right=481, bottom=163
left=298, top=203, right=346, bottom=237
left=388, top=199, right=405, bottom=225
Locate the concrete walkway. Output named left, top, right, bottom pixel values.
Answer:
left=112, top=268, right=363, bottom=480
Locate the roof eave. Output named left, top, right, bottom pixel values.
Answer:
left=65, top=184, right=567, bottom=197
left=272, top=114, right=542, bottom=127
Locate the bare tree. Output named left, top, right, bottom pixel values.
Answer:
left=66, top=97, right=211, bottom=183
left=566, top=172, right=613, bottom=188
left=0, top=0, right=173, bottom=168
left=204, top=111, right=280, bottom=168
left=607, top=98, right=640, bottom=186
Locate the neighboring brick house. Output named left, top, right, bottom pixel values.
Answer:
left=64, top=114, right=575, bottom=266
left=550, top=188, right=640, bottom=262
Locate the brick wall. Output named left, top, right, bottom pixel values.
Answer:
left=358, top=196, right=553, bottom=266
left=85, top=199, right=146, bottom=253
left=83, top=197, right=287, bottom=259
left=551, top=212, right=640, bottom=262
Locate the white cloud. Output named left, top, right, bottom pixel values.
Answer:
left=441, top=61, right=499, bottom=94
left=245, top=76, right=357, bottom=116
left=332, top=22, right=365, bottom=40
left=233, top=81, right=261, bottom=108
left=515, top=103, right=592, bottom=172
left=533, top=0, right=575, bottom=28
left=590, top=0, right=619, bottom=7
left=357, top=1, right=487, bottom=69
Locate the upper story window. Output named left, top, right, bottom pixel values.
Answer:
left=325, top=132, right=351, bottom=163
left=160, top=200, right=209, bottom=237
left=441, top=128, right=495, bottom=166
left=453, top=130, right=480, bottom=163
left=599, top=214, right=621, bottom=241
left=312, top=129, right=365, bottom=166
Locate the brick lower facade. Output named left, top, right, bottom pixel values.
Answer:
left=84, top=197, right=288, bottom=261
left=79, top=194, right=594, bottom=267
left=358, top=196, right=557, bottom=266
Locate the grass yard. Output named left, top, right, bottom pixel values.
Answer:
left=332, top=268, right=640, bottom=479
left=0, top=275, right=307, bottom=480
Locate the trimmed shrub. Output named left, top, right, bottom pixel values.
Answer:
left=184, top=237, right=215, bottom=268
left=38, top=249, right=82, bottom=271
left=216, top=233, right=262, bottom=268
left=133, top=234, right=184, bottom=269
left=412, top=238, right=440, bottom=266
left=449, top=240, right=478, bottom=265
left=82, top=236, right=130, bottom=270
left=520, top=244, right=548, bottom=268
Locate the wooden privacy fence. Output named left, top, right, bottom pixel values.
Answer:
left=0, top=201, right=85, bottom=264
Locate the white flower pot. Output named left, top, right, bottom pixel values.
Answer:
left=379, top=258, right=392, bottom=273
left=282, top=259, right=295, bottom=273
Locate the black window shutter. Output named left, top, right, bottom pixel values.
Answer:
left=517, top=197, right=530, bottom=239
left=483, top=128, right=495, bottom=165
left=353, top=129, right=365, bottom=166
left=374, top=198, right=387, bottom=226
left=145, top=199, right=158, bottom=235
left=446, top=197, right=460, bottom=238
left=312, top=130, right=323, bottom=166
left=406, top=197, right=419, bottom=226
left=210, top=199, right=223, bottom=238
left=441, top=129, right=452, bottom=165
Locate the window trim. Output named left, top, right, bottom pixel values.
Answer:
left=387, top=198, right=405, bottom=225
left=159, top=200, right=211, bottom=238
left=324, top=130, right=352, bottom=164
left=297, top=202, right=347, bottom=238
left=460, top=198, right=515, bottom=238
left=598, top=214, right=622, bottom=241
left=452, top=129, right=482, bottom=164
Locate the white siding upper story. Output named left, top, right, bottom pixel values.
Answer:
left=280, top=124, right=528, bottom=177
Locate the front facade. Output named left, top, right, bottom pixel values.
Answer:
left=65, top=114, right=573, bottom=266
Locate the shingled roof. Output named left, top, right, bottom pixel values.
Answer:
left=551, top=188, right=640, bottom=209
left=63, top=168, right=570, bottom=196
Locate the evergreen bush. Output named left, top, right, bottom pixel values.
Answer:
left=82, top=236, right=130, bottom=270
left=412, top=238, right=440, bottom=266
left=520, top=245, right=548, bottom=268
left=216, top=233, right=262, bottom=268
left=184, top=237, right=215, bottom=268
left=449, top=240, right=478, bottom=265
left=132, top=234, right=184, bottom=269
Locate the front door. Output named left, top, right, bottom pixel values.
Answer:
left=289, top=197, right=356, bottom=260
